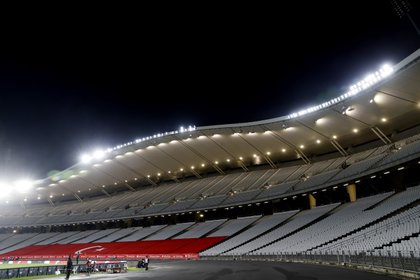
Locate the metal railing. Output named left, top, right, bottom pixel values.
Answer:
left=204, top=250, right=420, bottom=275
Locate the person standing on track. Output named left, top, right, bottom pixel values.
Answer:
left=65, top=255, right=73, bottom=280
left=86, top=258, right=91, bottom=276
left=75, top=251, right=80, bottom=265
left=144, top=256, right=149, bottom=271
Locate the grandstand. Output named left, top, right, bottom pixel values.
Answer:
left=0, top=48, right=420, bottom=278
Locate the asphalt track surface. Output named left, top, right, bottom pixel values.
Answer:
left=43, top=260, right=402, bottom=280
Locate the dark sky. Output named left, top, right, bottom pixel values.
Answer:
left=0, top=1, right=419, bottom=180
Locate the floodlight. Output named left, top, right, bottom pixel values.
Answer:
left=288, top=64, right=393, bottom=119
left=93, top=150, right=105, bottom=160
left=14, top=179, right=34, bottom=194
left=80, top=154, right=92, bottom=164
left=0, top=182, right=11, bottom=198
left=380, top=64, right=393, bottom=77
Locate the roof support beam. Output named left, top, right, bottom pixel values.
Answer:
left=130, top=152, right=166, bottom=177
left=371, top=126, right=392, bottom=144
left=47, top=198, right=55, bottom=206
left=73, top=193, right=83, bottom=202
left=75, top=176, right=103, bottom=194
left=114, top=160, right=149, bottom=182
left=101, top=189, right=111, bottom=197
left=103, top=161, right=157, bottom=186
left=332, top=108, right=391, bottom=147
left=146, top=177, right=157, bottom=186
left=93, top=166, right=126, bottom=186
left=154, top=145, right=204, bottom=179
left=124, top=182, right=136, bottom=191
left=190, top=169, right=202, bottom=178
left=170, top=176, right=181, bottom=183
left=176, top=135, right=225, bottom=175
left=264, top=155, right=277, bottom=168
left=237, top=159, right=249, bottom=172
left=330, top=139, right=348, bottom=156
left=232, top=130, right=277, bottom=169
left=295, top=149, right=310, bottom=164
left=295, top=120, right=348, bottom=156
left=377, top=90, right=419, bottom=105
left=264, top=127, right=311, bottom=164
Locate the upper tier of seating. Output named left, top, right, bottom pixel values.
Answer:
left=1, top=130, right=420, bottom=227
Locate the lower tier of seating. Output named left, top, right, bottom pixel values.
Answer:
left=0, top=237, right=225, bottom=260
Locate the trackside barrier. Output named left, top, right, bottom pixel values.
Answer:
left=0, top=265, right=65, bottom=279
left=201, top=250, right=420, bottom=278
left=0, top=262, right=126, bottom=279
left=0, top=238, right=223, bottom=261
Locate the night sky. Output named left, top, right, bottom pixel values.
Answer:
left=0, top=1, right=419, bottom=180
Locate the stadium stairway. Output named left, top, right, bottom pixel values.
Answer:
left=375, top=231, right=420, bottom=250
left=203, top=216, right=265, bottom=255
left=220, top=210, right=300, bottom=255
left=200, top=219, right=230, bottom=238
left=136, top=224, right=170, bottom=241
left=248, top=204, right=340, bottom=254
left=159, top=223, right=196, bottom=240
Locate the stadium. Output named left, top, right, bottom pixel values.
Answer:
left=0, top=43, right=419, bottom=279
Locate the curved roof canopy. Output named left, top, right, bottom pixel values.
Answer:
left=33, top=48, right=420, bottom=201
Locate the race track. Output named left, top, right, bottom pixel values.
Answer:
left=45, top=259, right=401, bottom=280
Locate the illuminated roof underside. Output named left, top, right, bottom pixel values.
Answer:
left=7, top=49, right=420, bottom=203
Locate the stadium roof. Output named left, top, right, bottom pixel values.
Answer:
left=22, top=48, right=420, bottom=202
